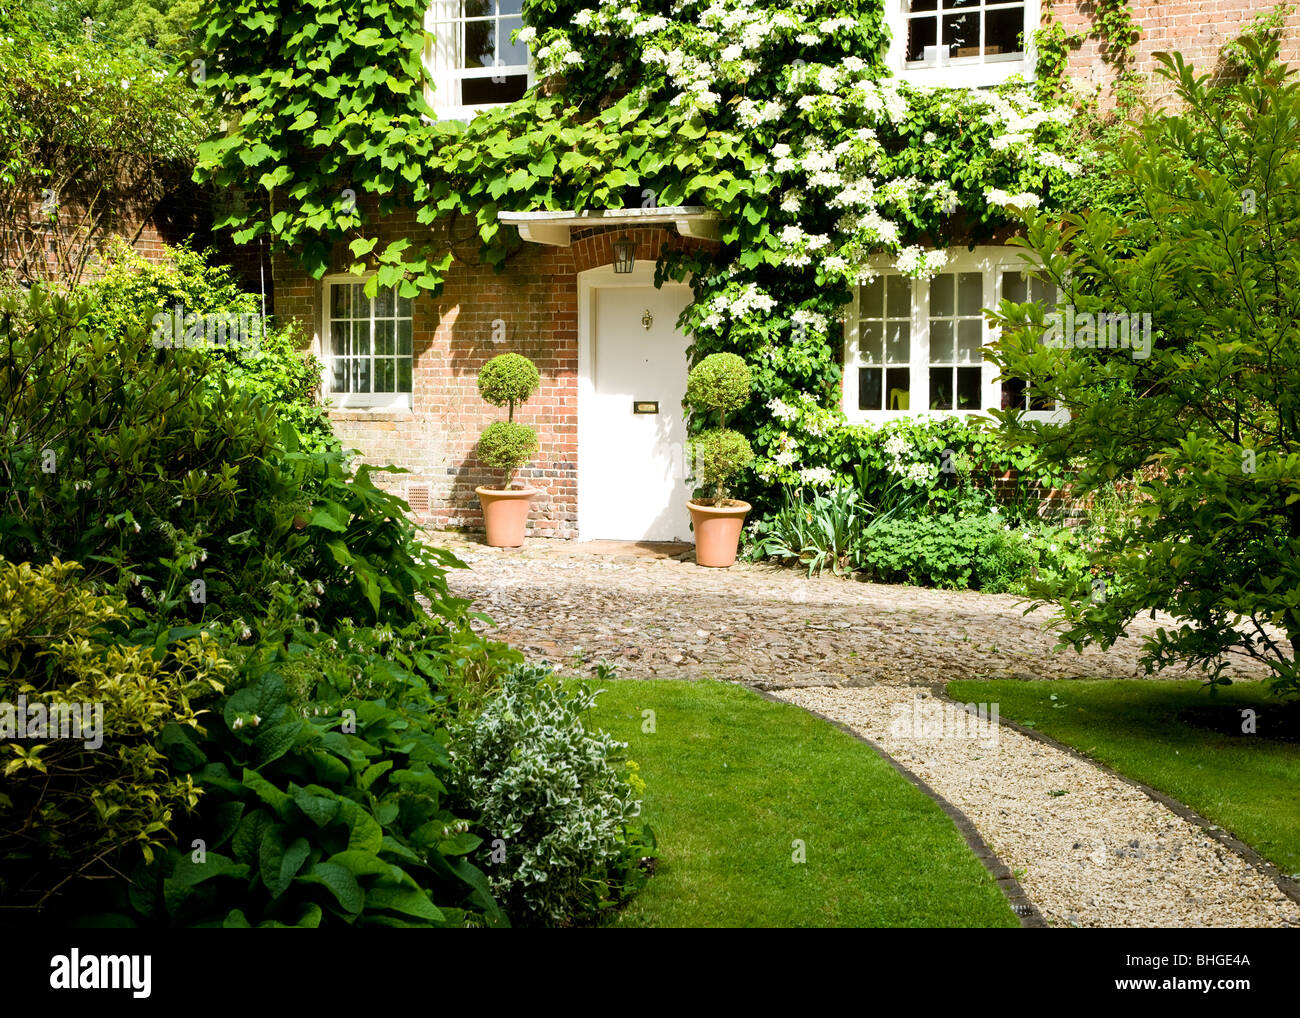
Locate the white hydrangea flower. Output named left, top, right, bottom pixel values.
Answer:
left=799, top=466, right=835, bottom=487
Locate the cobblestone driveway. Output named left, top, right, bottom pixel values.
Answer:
left=441, top=535, right=1273, bottom=687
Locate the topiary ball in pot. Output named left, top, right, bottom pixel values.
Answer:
left=478, top=352, right=540, bottom=421
left=476, top=354, right=542, bottom=547
left=684, top=354, right=754, bottom=567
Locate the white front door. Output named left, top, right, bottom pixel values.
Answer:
left=580, top=274, right=693, bottom=542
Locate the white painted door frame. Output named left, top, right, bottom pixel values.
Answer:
left=577, top=262, right=694, bottom=542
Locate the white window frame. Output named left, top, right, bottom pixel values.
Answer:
left=841, top=246, right=1067, bottom=426
left=884, top=0, right=1041, bottom=89
left=423, top=0, right=534, bottom=121
left=321, top=273, right=414, bottom=411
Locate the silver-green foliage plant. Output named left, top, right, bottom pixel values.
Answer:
left=477, top=353, right=540, bottom=489
left=449, top=664, right=644, bottom=926
left=687, top=353, right=753, bottom=504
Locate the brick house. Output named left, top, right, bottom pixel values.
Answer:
left=272, top=0, right=1300, bottom=544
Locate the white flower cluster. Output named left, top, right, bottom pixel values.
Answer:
left=893, top=245, right=949, bottom=280
left=882, top=432, right=936, bottom=486
left=700, top=282, right=778, bottom=331
left=799, top=466, right=836, bottom=487
left=986, top=188, right=1043, bottom=209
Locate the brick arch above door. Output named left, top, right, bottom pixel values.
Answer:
left=569, top=225, right=717, bottom=276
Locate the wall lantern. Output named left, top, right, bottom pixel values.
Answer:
left=612, top=233, right=636, bottom=274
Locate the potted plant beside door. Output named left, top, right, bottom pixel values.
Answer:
left=686, top=353, right=755, bottom=567
left=476, top=353, right=541, bottom=547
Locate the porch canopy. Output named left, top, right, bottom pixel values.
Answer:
left=497, top=206, right=722, bottom=246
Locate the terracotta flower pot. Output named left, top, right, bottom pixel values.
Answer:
left=687, top=499, right=751, bottom=568
left=476, top=485, right=538, bottom=547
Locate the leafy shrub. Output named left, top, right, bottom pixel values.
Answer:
left=989, top=38, right=1300, bottom=693
left=0, top=558, right=229, bottom=915
left=477, top=353, right=539, bottom=419
left=690, top=427, right=754, bottom=505
left=1, top=285, right=460, bottom=628
left=80, top=238, right=336, bottom=454
left=79, top=666, right=505, bottom=928
left=448, top=664, right=648, bottom=926
left=858, top=513, right=1082, bottom=593
left=477, top=420, right=538, bottom=491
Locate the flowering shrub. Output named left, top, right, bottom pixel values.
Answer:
left=194, top=0, right=1083, bottom=503
left=449, top=665, right=649, bottom=927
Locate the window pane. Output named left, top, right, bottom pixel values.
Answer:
left=929, top=367, right=953, bottom=410
left=945, top=12, right=979, bottom=57
left=885, top=321, right=910, bottom=363
left=464, top=0, right=491, bottom=18
left=397, top=293, right=414, bottom=318
left=859, top=367, right=883, bottom=411
left=500, top=16, right=527, bottom=65
left=930, top=273, right=954, bottom=318
left=1002, top=376, right=1027, bottom=411
left=859, top=320, right=883, bottom=364
left=397, top=319, right=413, bottom=356
left=929, top=320, right=954, bottom=362
left=465, top=19, right=494, bottom=68
left=331, top=284, right=350, bottom=319
left=398, top=359, right=412, bottom=394
left=331, top=325, right=349, bottom=357
left=351, top=283, right=366, bottom=310
left=986, top=7, right=1026, bottom=56
left=352, top=320, right=370, bottom=357
left=957, top=272, right=983, bottom=315
left=906, top=14, right=937, bottom=61
left=375, top=320, right=394, bottom=356
left=462, top=73, right=528, bottom=104
left=332, top=359, right=349, bottom=392
left=909, top=0, right=937, bottom=11
left=1002, top=271, right=1027, bottom=304
left=861, top=276, right=884, bottom=316
left=374, top=285, right=395, bottom=318
left=499, top=0, right=523, bottom=15
left=957, top=318, right=982, bottom=363
left=354, top=357, right=371, bottom=394
left=885, top=368, right=911, bottom=410
left=886, top=275, right=910, bottom=318
left=376, top=358, right=395, bottom=393
left=1031, top=277, right=1055, bottom=305
left=956, top=366, right=982, bottom=410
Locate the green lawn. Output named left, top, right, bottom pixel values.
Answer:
left=578, top=678, right=1017, bottom=928
left=949, top=679, right=1300, bottom=876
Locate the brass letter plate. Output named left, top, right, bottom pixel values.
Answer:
left=633, top=400, right=659, bottom=414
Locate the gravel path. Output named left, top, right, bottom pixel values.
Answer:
left=774, top=686, right=1300, bottom=928
left=435, top=534, right=1293, bottom=927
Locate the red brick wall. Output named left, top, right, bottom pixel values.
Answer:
left=5, top=174, right=265, bottom=292
left=275, top=212, right=713, bottom=540
left=1055, top=0, right=1300, bottom=98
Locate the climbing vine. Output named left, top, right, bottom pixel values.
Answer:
left=193, top=0, right=1088, bottom=503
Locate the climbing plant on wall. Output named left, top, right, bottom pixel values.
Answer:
left=192, top=0, right=1096, bottom=506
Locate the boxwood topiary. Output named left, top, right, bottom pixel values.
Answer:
left=686, top=352, right=751, bottom=427
left=478, top=420, right=538, bottom=491
left=687, top=354, right=754, bottom=504
left=690, top=427, right=754, bottom=506
left=477, top=353, right=540, bottom=422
